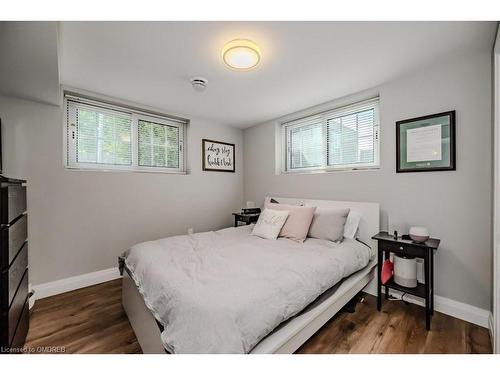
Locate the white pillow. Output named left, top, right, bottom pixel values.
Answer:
left=308, top=207, right=350, bottom=242
left=251, top=208, right=289, bottom=240
left=343, top=211, right=362, bottom=239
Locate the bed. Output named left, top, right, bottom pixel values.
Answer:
left=120, top=197, right=379, bottom=354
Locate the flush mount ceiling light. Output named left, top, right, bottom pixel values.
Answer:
left=222, top=39, right=261, bottom=71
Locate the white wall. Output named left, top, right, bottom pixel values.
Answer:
left=0, top=95, right=244, bottom=285
left=243, top=50, right=493, bottom=310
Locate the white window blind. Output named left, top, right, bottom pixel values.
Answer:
left=66, top=94, right=186, bottom=173
left=282, top=98, right=379, bottom=173
left=71, top=102, right=132, bottom=166
left=288, top=116, right=324, bottom=169
left=138, top=119, right=180, bottom=168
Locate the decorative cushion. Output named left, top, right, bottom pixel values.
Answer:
left=251, top=208, right=289, bottom=240
left=307, top=207, right=350, bottom=242
left=343, top=211, right=362, bottom=239
left=264, top=202, right=316, bottom=242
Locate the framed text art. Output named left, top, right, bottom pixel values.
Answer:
left=202, top=139, right=235, bottom=172
left=396, top=111, right=456, bottom=173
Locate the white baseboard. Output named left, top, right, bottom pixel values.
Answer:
left=33, top=267, right=121, bottom=300
left=363, top=283, right=490, bottom=328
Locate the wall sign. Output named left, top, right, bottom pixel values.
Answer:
left=396, top=111, right=456, bottom=173
left=202, top=139, right=235, bottom=172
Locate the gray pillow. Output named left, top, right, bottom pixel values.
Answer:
left=307, top=208, right=350, bottom=242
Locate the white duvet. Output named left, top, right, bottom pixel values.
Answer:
left=123, top=225, right=373, bottom=354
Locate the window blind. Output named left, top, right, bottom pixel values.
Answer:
left=282, top=98, right=379, bottom=172
left=138, top=119, right=180, bottom=168
left=72, top=102, right=132, bottom=166
left=288, top=115, right=324, bottom=169
left=65, top=93, right=187, bottom=173
left=327, top=108, right=376, bottom=166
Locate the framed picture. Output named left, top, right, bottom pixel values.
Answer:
left=202, top=139, right=235, bottom=172
left=396, top=110, right=456, bottom=173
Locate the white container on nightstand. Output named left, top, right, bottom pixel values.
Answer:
left=394, top=254, right=417, bottom=288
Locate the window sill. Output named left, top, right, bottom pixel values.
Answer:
left=64, top=165, right=189, bottom=175
left=279, top=166, right=380, bottom=176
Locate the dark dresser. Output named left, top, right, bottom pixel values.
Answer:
left=0, top=176, right=28, bottom=353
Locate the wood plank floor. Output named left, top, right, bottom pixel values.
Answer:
left=297, top=294, right=491, bottom=354
left=24, top=279, right=491, bottom=354
left=24, top=279, right=141, bottom=354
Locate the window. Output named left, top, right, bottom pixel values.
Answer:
left=65, top=94, right=187, bottom=173
left=138, top=119, right=180, bottom=169
left=281, top=98, right=379, bottom=173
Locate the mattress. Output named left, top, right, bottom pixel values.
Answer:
left=123, top=224, right=373, bottom=354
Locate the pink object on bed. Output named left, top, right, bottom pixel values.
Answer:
left=264, top=202, right=316, bottom=242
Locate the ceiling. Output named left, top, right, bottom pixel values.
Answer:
left=4, top=22, right=497, bottom=128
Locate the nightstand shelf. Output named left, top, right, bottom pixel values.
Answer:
left=383, top=279, right=426, bottom=299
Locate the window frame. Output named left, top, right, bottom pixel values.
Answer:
left=64, top=92, right=187, bottom=174
left=280, top=98, right=380, bottom=174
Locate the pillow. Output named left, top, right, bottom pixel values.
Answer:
left=268, top=198, right=304, bottom=206
left=308, top=207, right=350, bottom=242
left=343, top=210, right=362, bottom=239
left=264, top=202, right=316, bottom=242
left=251, top=208, right=289, bottom=240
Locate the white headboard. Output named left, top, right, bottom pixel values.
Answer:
left=265, top=197, right=380, bottom=250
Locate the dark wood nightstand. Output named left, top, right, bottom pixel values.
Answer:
left=371, top=231, right=440, bottom=330
left=232, top=212, right=260, bottom=227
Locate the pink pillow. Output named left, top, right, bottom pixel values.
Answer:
left=264, top=202, right=316, bottom=242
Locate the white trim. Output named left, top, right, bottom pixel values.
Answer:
left=493, top=25, right=500, bottom=354
left=33, top=267, right=121, bottom=301
left=489, top=312, right=495, bottom=350
left=432, top=295, right=491, bottom=328
left=363, top=285, right=490, bottom=328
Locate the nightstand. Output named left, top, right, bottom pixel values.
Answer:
left=232, top=212, right=260, bottom=227
left=371, top=231, right=440, bottom=330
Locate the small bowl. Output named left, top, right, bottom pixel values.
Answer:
left=409, top=226, right=429, bottom=243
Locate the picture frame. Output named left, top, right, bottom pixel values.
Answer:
left=202, top=139, right=235, bottom=172
left=396, top=110, right=456, bottom=173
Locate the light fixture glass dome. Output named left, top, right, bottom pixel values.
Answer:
left=222, top=39, right=261, bottom=71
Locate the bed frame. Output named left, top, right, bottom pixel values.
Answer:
left=121, top=197, right=380, bottom=354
